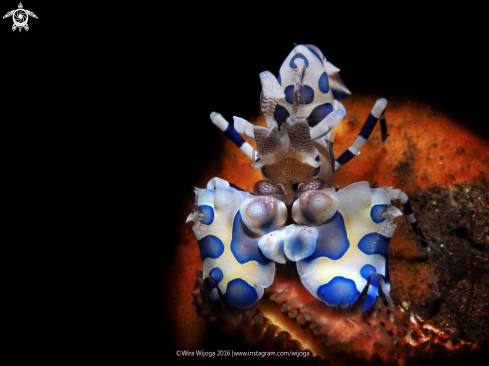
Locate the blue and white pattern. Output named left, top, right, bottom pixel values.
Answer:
left=210, top=44, right=388, bottom=201
left=189, top=178, right=403, bottom=311
left=187, top=178, right=282, bottom=309
left=296, top=182, right=401, bottom=311
left=275, top=44, right=350, bottom=127
left=189, top=44, right=429, bottom=311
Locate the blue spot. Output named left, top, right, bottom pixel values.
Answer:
left=208, top=267, right=223, bottom=288
left=285, top=85, right=314, bottom=105
left=278, top=73, right=281, bottom=85
left=284, top=86, right=294, bottom=104
left=332, top=89, right=350, bottom=100
left=307, top=47, right=323, bottom=64
left=318, top=72, right=330, bottom=93
left=360, top=264, right=376, bottom=280
left=198, top=235, right=224, bottom=260
left=307, top=103, right=333, bottom=127
left=303, top=212, right=349, bottom=261
left=303, top=86, right=314, bottom=104
left=199, top=205, right=214, bottom=225
left=370, top=204, right=387, bottom=223
left=285, top=232, right=316, bottom=262
left=231, top=212, right=269, bottom=265
left=286, top=237, right=304, bottom=259
left=358, top=233, right=390, bottom=257
left=274, top=104, right=290, bottom=128
left=317, top=276, right=360, bottom=307
left=289, top=54, right=309, bottom=69
left=225, top=278, right=259, bottom=308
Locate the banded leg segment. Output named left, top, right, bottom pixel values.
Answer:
left=361, top=273, right=395, bottom=312
left=385, top=187, right=430, bottom=250
left=335, top=98, right=388, bottom=170
left=210, top=112, right=255, bottom=160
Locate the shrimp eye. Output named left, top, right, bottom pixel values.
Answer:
left=239, top=195, right=287, bottom=235
left=292, top=189, right=338, bottom=226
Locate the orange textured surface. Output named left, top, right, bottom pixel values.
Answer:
left=170, top=94, right=489, bottom=357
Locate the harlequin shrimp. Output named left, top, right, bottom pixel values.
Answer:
left=186, top=44, right=476, bottom=365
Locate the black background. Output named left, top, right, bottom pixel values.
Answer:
left=2, top=3, right=487, bottom=364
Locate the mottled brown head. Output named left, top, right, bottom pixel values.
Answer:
left=259, top=142, right=334, bottom=204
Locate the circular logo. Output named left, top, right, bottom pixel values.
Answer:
left=13, top=9, right=27, bottom=27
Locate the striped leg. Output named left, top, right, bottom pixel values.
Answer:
left=361, top=273, right=395, bottom=312
left=384, top=187, right=430, bottom=251
left=210, top=112, right=255, bottom=160
left=334, top=98, right=388, bottom=170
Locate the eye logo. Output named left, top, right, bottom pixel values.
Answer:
left=3, top=3, right=37, bottom=32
